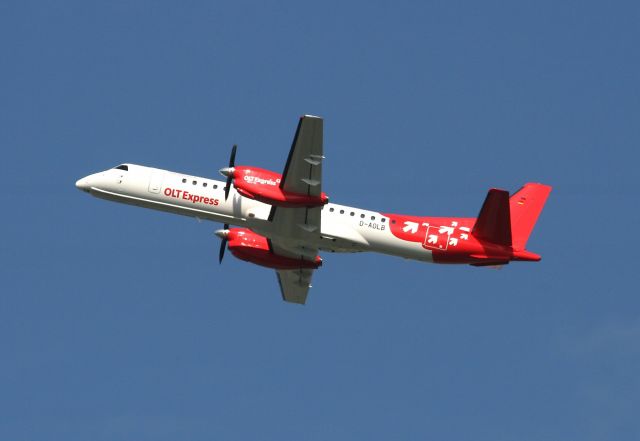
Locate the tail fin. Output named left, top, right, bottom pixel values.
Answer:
left=472, top=189, right=512, bottom=246
left=509, top=183, right=552, bottom=250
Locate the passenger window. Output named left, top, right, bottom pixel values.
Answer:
left=213, top=184, right=218, bottom=189
left=330, top=207, right=334, bottom=212
left=392, top=219, right=396, bottom=224
left=360, top=214, right=365, bottom=218
left=340, top=210, right=345, bottom=214
left=381, top=218, right=386, bottom=223
left=371, top=216, right=375, bottom=220
left=350, top=212, right=355, bottom=216
left=192, top=180, right=197, bottom=185
left=182, top=178, right=187, bottom=183
left=203, top=182, right=207, bottom=187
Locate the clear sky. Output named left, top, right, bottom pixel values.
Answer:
left=1, top=1, right=639, bottom=440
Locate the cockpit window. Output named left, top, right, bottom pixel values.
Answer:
left=115, top=164, right=128, bottom=171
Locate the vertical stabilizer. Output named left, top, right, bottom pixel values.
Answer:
left=509, top=183, right=552, bottom=250
left=472, top=189, right=512, bottom=246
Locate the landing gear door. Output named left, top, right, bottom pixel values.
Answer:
left=148, top=172, right=164, bottom=194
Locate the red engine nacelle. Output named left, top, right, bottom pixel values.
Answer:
left=224, top=228, right=322, bottom=270
left=228, top=166, right=329, bottom=207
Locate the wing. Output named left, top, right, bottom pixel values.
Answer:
left=267, top=115, right=325, bottom=304
left=268, top=206, right=321, bottom=305
left=276, top=268, right=314, bottom=304
left=280, top=115, right=324, bottom=197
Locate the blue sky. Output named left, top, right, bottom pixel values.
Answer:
left=1, top=1, right=639, bottom=440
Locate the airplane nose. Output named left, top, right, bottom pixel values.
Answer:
left=75, top=178, right=90, bottom=192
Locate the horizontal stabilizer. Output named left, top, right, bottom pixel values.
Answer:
left=472, top=189, right=512, bottom=246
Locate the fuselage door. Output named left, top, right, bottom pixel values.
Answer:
left=148, top=172, right=164, bottom=194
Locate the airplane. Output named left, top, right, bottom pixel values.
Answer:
left=76, top=115, right=552, bottom=304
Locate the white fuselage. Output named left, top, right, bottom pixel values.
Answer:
left=76, top=164, right=435, bottom=262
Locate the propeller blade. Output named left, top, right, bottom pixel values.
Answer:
left=224, top=177, right=232, bottom=201
left=229, top=144, right=237, bottom=168
left=218, top=238, right=227, bottom=264
left=224, top=144, right=237, bottom=201
left=217, top=224, right=230, bottom=264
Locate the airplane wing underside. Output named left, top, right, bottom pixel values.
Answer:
left=268, top=206, right=322, bottom=304
left=275, top=268, right=315, bottom=305
left=268, top=115, right=325, bottom=304
left=280, top=115, right=324, bottom=197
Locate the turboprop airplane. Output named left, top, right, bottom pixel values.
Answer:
left=76, top=115, right=552, bottom=304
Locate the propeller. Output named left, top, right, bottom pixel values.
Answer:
left=219, top=144, right=237, bottom=201
left=215, top=224, right=230, bottom=264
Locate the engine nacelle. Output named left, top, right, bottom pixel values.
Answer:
left=229, top=166, right=329, bottom=207
left=226, top=228, right=322, bottom=270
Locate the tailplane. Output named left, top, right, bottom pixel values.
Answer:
left=509, top=183, right=552, bottom=250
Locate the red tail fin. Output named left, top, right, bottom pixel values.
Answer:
left=509, top=183, right=552, bottom=250
left=472, top=189, right=512, bottom=246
